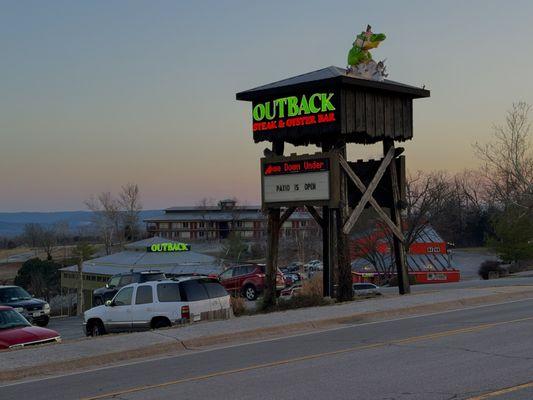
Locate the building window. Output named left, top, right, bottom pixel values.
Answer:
left=301, top=221, right=306, bottom=227
left=183, top=222, right=189, bottom=228
left=159, top=223, right=169, bottom=229
left=199, top=222, right=205, bottom=228
left=199, top=231, right=205, bottom=238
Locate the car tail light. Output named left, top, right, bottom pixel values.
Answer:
left=181, top=305, right=190, bottom=321
left=257, top=273, right=265, bottom=278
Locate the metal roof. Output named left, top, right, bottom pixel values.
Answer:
left=144, top=211, right=314, bottom=222
left=165, top=206, right=260, bottom=212
left=60, top=237, right=219, bottom=276
left=60, top=263, right=222, bottom=276
left=351, top=253, right=451, bottom=273
left=236, top=66, right=430, bottom=101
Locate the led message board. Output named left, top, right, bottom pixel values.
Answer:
left=261, top=153, right=340, bottom=208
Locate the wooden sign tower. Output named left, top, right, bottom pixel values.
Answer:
left=237, top=65, right=430, bottom=306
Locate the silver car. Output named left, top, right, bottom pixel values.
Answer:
left=353, top=283, right=381, bottom=297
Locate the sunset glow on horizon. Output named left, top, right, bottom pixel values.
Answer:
left=1, top=0, right=533, bottom=212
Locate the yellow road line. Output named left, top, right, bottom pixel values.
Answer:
left=82, top=315, right=533, bottom=400
left=467, top=381, right=533, bottom=399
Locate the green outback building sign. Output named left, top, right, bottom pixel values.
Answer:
left=147, top=242, right=191, bottom=252
left=252, top=92, right=336, bottom=132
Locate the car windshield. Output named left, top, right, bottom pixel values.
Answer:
left=108, top=276, right=120, bottom=287
left=0, top=309, right=31, bottom=330
left=0, top=287, right=32, bottom=303
left=140, top=273, right=165, bottom=282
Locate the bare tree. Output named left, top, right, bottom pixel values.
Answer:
left=119, top=183, right=143, bottom=241
left=85, top=192, right=120, bottom=255
left=351, top=224, right=394, bottom=284
left=404, top=170, right=452, bottom=248
left=38, top=225, right=58, bottom=260
left=474, top=102, right=533, bottom=215
left=22, top=223, right=41, bottom=248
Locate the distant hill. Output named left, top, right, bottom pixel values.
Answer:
left=0, top=210, right=164, bottom=237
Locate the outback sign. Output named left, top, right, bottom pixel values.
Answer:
left=252, top=93, right=336, bottom=132
left=147, top=242, right=191, bottom=252
left=248, top=89, right=340, bottom=143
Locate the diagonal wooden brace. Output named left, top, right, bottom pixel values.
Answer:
left=339, top=152, right=404, bottom=241
left=280, top=206, right=296, bottom=225
left=305, top=205, right=324, bottom=228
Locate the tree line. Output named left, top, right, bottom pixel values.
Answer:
left=354, top=102, right=532, bottom=273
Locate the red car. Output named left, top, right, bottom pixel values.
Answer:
left=0, top=306, right=61, bottom=350
left=218, top=264, right=286, bottom=300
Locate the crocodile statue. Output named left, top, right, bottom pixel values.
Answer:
left=347, top=25, right=387, bottom=81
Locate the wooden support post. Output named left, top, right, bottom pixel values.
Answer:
left=322, top=206, right=331, bottom=297
left=335, top=146, right=353, bottom=302
left=384, top=139, right=410, bottom=295
left=264, top=208, right=281, bottom=308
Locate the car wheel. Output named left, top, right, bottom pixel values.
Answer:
left=243, top=285, right=257, bottom=301
left=152, top=318, right=171, bottom=330
left=34, top=316, right=50, bottom=327
left=88, top=320, right=106, bottom=337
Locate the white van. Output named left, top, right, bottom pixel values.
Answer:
left=83, top=277, right=230, bottom=336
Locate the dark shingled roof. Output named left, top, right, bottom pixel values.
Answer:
left=236, top=66, right=430, bottom=101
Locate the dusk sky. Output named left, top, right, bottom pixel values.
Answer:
left=1, top=0, right=533, bottom=212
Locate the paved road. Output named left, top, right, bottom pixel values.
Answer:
left=4, top=298, right=533, bottom=399
left=0, top=251, right=35, bottom=264
left=47, top=276, right=533, bottom=341
left=48, top=316, right=84, bottom=340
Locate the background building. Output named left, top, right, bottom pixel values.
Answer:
left=350, top=225, right=460, bottom=284
left=144, top=199, right=318, bottom=241
left=60, top=237, right=220, bottom=310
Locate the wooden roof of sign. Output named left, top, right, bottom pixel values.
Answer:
left=236, top=66, right=430, bottom=146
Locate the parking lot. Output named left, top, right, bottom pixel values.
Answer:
left=48, top=316, right=84, bottom=340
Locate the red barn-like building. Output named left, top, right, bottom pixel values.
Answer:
left=350, top=224, right=460, bottom=284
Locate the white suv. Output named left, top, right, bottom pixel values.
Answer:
left=83, top=277, right=230, bottom=336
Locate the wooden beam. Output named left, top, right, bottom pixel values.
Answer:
left=338, top=155, right=404, bottom=240
left=386, top=140, right=410, bottom=295
left=264, top=208, right=281, bottom=308
left=279, top=206, right=296, bottom=226
left=342, top=147, right=395, bottom=235
left=305, top=205, right=324, bottom=228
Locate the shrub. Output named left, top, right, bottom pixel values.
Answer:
left=300, top=273, right=323, bottom=297
left=276, top=293, right=332, bottom=311
left=478, top=260, right=505, bottom=280
left=14, top=258, right=61, bottom=300
left=230, top=296, right=247, bottom=317
left=264, top=274, right=333, bottom=312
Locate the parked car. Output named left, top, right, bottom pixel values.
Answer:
left=280, top=284, right=302, bottom=298
left=283, top=272, right=304, bottom=287
left=84, top=277, right=230, bottom=336
left=0, top=285, right=51, bottom=327
left=305, top=260, right=323, bottom=271
left=92, top=270, right=166, bottom=306
left=218, top=264, right=286, bottom=301
left=0, top=306, right=60, bottom=350
left=283, top=262, right=304, bottom=273
left=353, top=283, right=381, bottom=297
